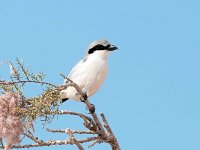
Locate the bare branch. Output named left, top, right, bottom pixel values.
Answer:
left=71, top=137, right=84, bottom=150
left=23, top=132, right=44, bottom=144
left=66, top=129, right=84, bottom=150
left=88, top=139, right=102, bottom=148
left=46, top=128, right=96, bottom=135
left=100, top=113, right=113, bottom=135
left=16, top=58, right=30, bottom=81
left=0, top=80, right=56, bottom=87
left=100, top=113, right=121, bottom=150
left=7, top=137, right=99, bottom=149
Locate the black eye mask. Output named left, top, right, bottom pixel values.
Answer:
left=88, top=44, right=110, bottom=54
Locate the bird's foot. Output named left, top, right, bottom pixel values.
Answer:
left=80, top=92, right=95, bottom=113
left=80, top=91, right=88, bottom=102
left=87, top=103, right=95, bottom=114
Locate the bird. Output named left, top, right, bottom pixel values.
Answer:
left=60, top=39, right=118, bottom=103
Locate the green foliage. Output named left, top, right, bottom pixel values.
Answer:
left=0, top=59, right=64, bottom=124
left=19, top=86, right=65, bottom=123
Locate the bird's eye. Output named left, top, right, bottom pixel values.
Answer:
left=107, top=44, right=111, bottom=48
left=97, top=45, right=104, bottom=50
left=88, top=44, right=106, bottom=54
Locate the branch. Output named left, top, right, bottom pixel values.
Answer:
left=100, top=113, right=121, bottom=150
left=71, top=137, right=84, bottom=150
left=0, top=80, right=56, bottom=87
left=23, top=132, right=44, bottom=144
left=8, top=137, right=99, bottom=149
left=46, top=128, right=96, bottom=135
left=100, top=113, right=113, bottom=135
left=66, top=129, right=84, bottom=150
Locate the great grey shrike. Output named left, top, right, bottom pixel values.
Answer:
left=60, top=39, right=118, bottom=102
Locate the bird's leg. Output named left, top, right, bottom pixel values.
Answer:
left=80, top=91, right=95, bottom=113
left=87, top=103, right=95, bottom=114
left=80, top=91, right=88, bottom=102
left=79, top=91, right=87, bottom=102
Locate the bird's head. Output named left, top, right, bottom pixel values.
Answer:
left=87, top=40, right=118, bottom=58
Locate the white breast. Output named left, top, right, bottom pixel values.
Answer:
left=66, top=53, right=108, bottom=101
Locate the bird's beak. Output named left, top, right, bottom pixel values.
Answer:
left=108, top=45, right=118, bottom=51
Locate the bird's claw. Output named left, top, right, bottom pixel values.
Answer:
left=81, top=91, right=88, bottom=102
left=80, top=92, right=95, bottom=113
left=88, top=104, right=95, bottom=114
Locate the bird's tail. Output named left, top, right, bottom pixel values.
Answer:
left=61, top=98, right=69, bottom=103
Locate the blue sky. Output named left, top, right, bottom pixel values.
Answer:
left=1, top=0, right=200, bottom=150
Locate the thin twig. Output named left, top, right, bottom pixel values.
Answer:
left=88, top=139, right=102, bottom=148
left=8, top=137, right=98, bottom=149
left=23, top=132, right=44, bottom=144
left=71, top=137, right=84, bottom=150
left=91, top=113, right=106, bottom=138
left=100, top=113, right=121, bottom=150
left=0, top=80, right=56, bottom=87
left=46, top=110, right=94, bottom=123
left=100, top=113, right=113, bottom=135
left=46, top=128, right=95, bottom=135
left=65, top=77, right=86, bottom=98
left=66, top=129, right=84, bottom=150
left=16, top=58, right=30, bottom=81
